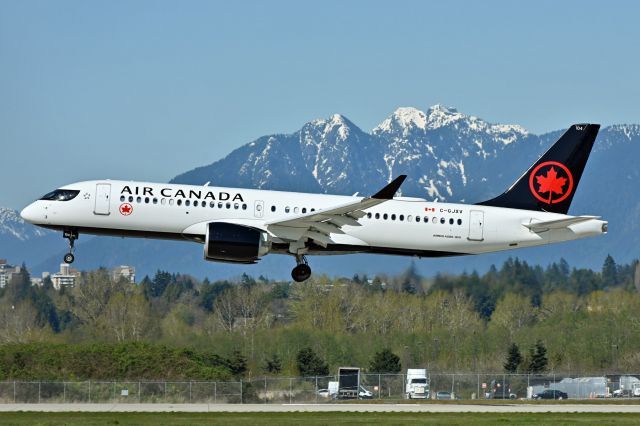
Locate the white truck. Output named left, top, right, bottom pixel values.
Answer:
left=406, top=368, right=429, bottom=399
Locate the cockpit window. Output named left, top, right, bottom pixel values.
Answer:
left=40, top=189, right=80, bottom=201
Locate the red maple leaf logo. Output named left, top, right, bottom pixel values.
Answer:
left=119, top=203, right=133, bottom=216
left=528, top=161, right=574, bottom=205
left=535, top=167, right=567, bottom=204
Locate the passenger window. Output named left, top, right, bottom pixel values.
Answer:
left=193, top=201, right=198, bottom=207
left=383, top=213, right=388, bottom=220
left=416, top=216, right=421, bottom=222
left=367, top=212, right=372, bottom=219
left=375, top=213, right=380, bottom=219
left=311, top=208, right=316, bottom=212
left=210, top=201, right=215, bottom=208
left=226, top=202, right=231, bottom=209
left=407, top=215, right=412, bottom=222
left=161, top=199, right=166, bottom=205
left=242, top=204, right=247, bottom=210
left=432, top=217, right=437, bottom=223
left=449, top=218, right=454, bottom=225
left=120, top=195, right=125, bottom=202
left=294, top=207, right=299, bottom=214
left=271, top=206, right=276, bottom=212
left=218, top=202, right=223, bottom=208
left=144, top=197, right=149, bottom=204
left=169, top=199, right=174, bottom=206
left=399, top=215, right=404, bottom=221
left=302, top=207, right=307, bottom=214
left=177, top=199, right=182, bottom=206
left=391, top=214, right=396, bottom=221
left=153, top=198, right=158, bottom=204
left=440, top=217, right=445, bottom=224
left=136, top=197, right=141, bottom=203
left=234, top=203, right=239, bottom=209
left=458, top=219, right=462, bottom=225
left=128, top=196, right=134, bottom=202
left=185, top=200, right=191, bottom=207
left=285, top=206, right=290, bottom=213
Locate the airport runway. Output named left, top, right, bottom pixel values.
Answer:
left=2, top=403, right=640, bottom=413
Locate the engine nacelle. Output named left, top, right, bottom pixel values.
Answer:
left=204, top=222, right=271, bottom=264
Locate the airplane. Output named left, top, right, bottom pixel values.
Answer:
left=20, top=123, right=607, bottom=282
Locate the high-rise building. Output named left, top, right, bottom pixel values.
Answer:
left=50, top=263, right=79, bottom=290
left=111, top=265, right=136, bottom=284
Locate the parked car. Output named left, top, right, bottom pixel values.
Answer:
left=317, top=389, right=331, bottom=398
left=532, top=389, right=568, bottom=400
left=436, top=391, right=453, bottom=400
left=358, top=385, right=373, bottom=399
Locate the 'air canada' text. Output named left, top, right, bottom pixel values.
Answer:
left=120, top=186, right=244, bottom=202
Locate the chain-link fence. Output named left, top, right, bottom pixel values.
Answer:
left=0, top=381, right=242, bottom=403
left=2, top=373, right=640, bottom=403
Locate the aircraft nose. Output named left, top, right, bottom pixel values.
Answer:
left=20, top=203, right=39, bottom=223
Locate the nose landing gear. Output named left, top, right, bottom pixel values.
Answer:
left=63, top=229, right=78, bottom=264
left=291, top=255, right=312, bottom=282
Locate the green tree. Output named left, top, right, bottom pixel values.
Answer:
left=227, top=350, right=247, bottom=377
left=263, top=353, right=282, bottom=374
left=296, top=347, right=329, bottom=377
left=504, top=343, right=522, bottom=373
left=602, top=254, right=619, bottom=288
left=528, top=340, right=548, bottom=373
left=369, top=348, right=401, bottom=373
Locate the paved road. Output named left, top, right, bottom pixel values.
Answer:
left=2, top=403, right=640, bottom=413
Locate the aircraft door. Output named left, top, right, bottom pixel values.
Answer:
left=94, top=183, right=111, bottom=215
left=254, top=200, right=264, bottom=218
left=468, top=210, right=484, bottom=241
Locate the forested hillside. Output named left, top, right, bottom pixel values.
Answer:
left=1, top=256, right=639, bottom=379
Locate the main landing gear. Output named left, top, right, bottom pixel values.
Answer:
left=291, top=255, right=312, bottom=282
left=63, top=229, right=78, bottom=264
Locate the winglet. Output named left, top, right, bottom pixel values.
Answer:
left=372, top=175, right=407, bottom=199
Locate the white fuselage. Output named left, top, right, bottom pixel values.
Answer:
left=20, top=180, right=607, bottom=259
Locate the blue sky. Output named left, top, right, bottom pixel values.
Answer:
left=1, top=0, right=638, bottom=210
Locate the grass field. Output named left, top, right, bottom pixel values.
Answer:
left=2, top=412, right=640, bottom=425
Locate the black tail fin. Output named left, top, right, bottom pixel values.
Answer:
left=477, top=123, right=600, bottom=214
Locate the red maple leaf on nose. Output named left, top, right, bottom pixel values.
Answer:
left=535, top=167, right=567, bottom=204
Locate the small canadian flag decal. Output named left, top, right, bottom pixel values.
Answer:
left=424, top=207, right=435, bottom=212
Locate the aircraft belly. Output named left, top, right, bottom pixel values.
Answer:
left=346, top=223, right=468, bottom=254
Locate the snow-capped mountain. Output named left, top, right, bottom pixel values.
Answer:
left=3, top=105, right=639, bottom=279
left=0, top=208, right=59, bottom=267
left=172, top=105, right=540, bottom=203
left=0, top=207, right=50, bottom=241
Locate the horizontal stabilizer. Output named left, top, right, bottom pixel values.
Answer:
left=524, top=216, right=600, bottom=232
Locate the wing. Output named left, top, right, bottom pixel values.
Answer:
left=266, top=175, right=406, bottom=247
left=524, top=215, right=600, bottom=232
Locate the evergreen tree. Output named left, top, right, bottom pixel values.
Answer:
left=504, top=343, right=522, bottom=373
left=369, top=348, right=402, bottom=373
left=142, top=270, right=172, bottom=299
left=602, top=254, right=619, bottom=288
left=263, top=353, right=283, bottom=374
left=528, top=340, right=548, bottom=373
left=400, top=262, right=421, bottom=294
left=296, top=347, right=329, bottom=377
left=227, top=350, right=247, bottom=377
left=6, top=264, right=32, bottom=304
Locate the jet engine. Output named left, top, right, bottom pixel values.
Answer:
left=204, top=222, right=271, bottom=264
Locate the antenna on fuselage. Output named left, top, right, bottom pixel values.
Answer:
left=204, top=181, right=210, bottom=187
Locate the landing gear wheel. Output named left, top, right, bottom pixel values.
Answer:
left=63, top=229, right=78, bottom=264
left=291, top=264, right=312, bottom=282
